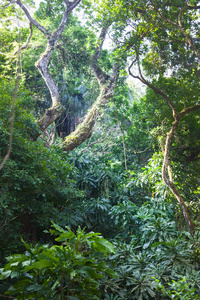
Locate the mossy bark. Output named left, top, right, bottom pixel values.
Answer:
left=63, top=84, right=114, bottom=152
left=63, top=26, right=119, bottom=152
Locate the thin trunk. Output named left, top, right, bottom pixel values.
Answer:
left=114, top=109, right=127, bottom=171
left=162, top=104, right=200, bottom=232
left=162, top=119, right=195, bottom=232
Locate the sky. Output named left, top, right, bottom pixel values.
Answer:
left=34, top=0, right=41, bottom=8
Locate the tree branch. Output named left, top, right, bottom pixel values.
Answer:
left=128, top=51, right=177, bottom=118
left=128, top=39, right=199, bottom=232
left=0, top=22, right=33, bottom=58
left=188, top=5, right=200, bottom=9
left=150, top=0, right=200, bottom=59
left=0, top=294, right=15, bottom=299
left=178, top=4, right=200, bottom=59
left=161, top=104, right=200, bottom=232
left=15, top=0, right=48, bottom=35
left=91, top=26, right=110, bottom=84
left=80, top=127, right=113, bottom=154
left=13, top=22, right=33, bottom=55
left=55, top=0, right=81, bottom=38
left=162, top=117, right=195, bottom=232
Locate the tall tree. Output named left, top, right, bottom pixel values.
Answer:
left=14, top=0, right=82, bottom=133
left=1, top=0, right=199, bottom=231
left=1, top=0, right=119, bottom=152
left=93, top=0, right=200, bottom=231
left=123, top=0, right=200, bottom=231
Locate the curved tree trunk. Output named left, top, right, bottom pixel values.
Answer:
left=161, top=105, right=200, bottom=232
left=63, top=26, right=119, bottom=152
left=162, top=119, right=195, bottom=232
left=62, top=82, right=116, bottom=152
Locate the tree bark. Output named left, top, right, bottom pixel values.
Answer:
left=162, top=104, right=200, bottom=232
left=62, top=67, right=118, bottom=152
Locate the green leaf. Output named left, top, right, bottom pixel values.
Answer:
left=93, top=238, right=115, bottom=254
left=0, top=269, right=11, bottom=280
left=29, top=259, right=55, bottom=270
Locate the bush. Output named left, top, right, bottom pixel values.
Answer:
left=0, top=223, right=116, bottom=299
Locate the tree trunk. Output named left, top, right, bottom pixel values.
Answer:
left=162, top=119, right=196, bottom=232
left=15, top=2, right=118, bottom=149
left=15, top=0, right=81, bottom=134
left=63, top=83, right=114, bottom=152
left=62, top=26, right=119, bottom=152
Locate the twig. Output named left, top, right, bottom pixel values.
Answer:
left=0, top=294, right=15, bottom=299
left=13, top=23, right=33, bottom=55
left=126, top=139, right=153, bottom=154
left=80, top=127, right=112, bottom=154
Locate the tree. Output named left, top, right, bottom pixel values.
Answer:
left=1, top=0, right=200, bottom=233
left=15, top=0, right=82, bottom=133
left=98, top=0, right=200, bottom=231
left=1, top=0, right=119, bottom=154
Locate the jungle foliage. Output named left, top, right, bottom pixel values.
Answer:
left=0, top=0, right=200, bottom=299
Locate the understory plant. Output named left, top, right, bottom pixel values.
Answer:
left=104, top=198, right=200, bottom=299
left=0, top=223, right=116, bottom=299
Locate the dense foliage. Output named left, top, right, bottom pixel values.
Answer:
left=0, top=223, right=116, bottom=299
left=0, top=0, right=200, bottom=299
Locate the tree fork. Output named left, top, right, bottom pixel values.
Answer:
left=14, top=2, right=118, bottom=148
left=15, top=0, right=81, bottom=134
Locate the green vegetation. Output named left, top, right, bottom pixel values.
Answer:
left=0, top=223, right=116, bottom=299
left=0, top=0, right=200, bottom=299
